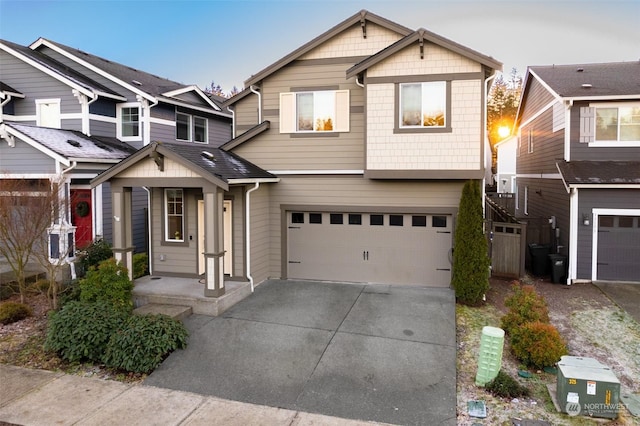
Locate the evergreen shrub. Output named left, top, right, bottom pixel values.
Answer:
left=500, top=283, right=550, bottom=336
left=510, top=321, right=568, bottom=369
left=44, top=300, right=128, bottom=362
left=0, top=301, right=32, bottom=325
left=79, top=258, right=133, bottom=312
left=452, top=180, right=490, bottom=305
left=132, top=253, right=149, bottom=279
left=484, top=370, right=530, bottom=398
left=104, top=314, right=188, bottom=374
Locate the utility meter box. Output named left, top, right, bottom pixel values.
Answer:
left=556, top=356, right=621, bottom=419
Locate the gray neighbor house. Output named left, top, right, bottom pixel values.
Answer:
left=513, top=62, right=640, bottom=284
left=0, top=37, right=232, bottom=269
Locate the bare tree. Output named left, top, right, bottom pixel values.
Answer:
left=0, top=176, right=73, bottom=308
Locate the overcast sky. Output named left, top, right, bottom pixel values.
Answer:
left=1, top=0, right=638, bottom=93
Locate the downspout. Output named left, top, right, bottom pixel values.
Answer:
left=245, top=182, right=260, bottom=292
left=568, top=187, right=578, bottom=285
left=0, top=94, right=12, bottom=122
left=355, top=74, right=364, bottom=88
left=250, top=85, right=262, bottom=123
left=85, top=93, right=99, bottom=136
left=142, top=186, right=153, bottom=275
left=61, top=161, right=78, bottom=280
left=483, top=71, right=498, bottom=216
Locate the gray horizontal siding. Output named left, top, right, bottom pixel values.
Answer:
left=89, top=98, right=116, bottom=117
left=89, top=119, right=116, bottom=138
left=151, top=103, right=175, bottom=121
left=101, top=182, right=113, bottom=243
left=208, top=117, right=232, bottom=147
left=0, top=138, right=56, bottom=173
left=517, top=108, right=564, bottom=174
left=576, top=188, right=640, bottom=280
left=520, top=77, right=556, bottom=124
left=150, top=122, right=175, bottom=143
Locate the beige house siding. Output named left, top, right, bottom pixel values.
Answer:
left=366, top=80, right=482, bottom=170
left=234, top=95, right=259, bottom=136
left=226, top=186, right=245, bottom=278
left=151, top=187, right=199, bottom=276
left=298, top=22, right=404, bottom=60
left=247, top=183, right=272, bottom=286
left=258, top=177, right=463, bottom=281
left=117, top=157, right=201, bottom=179
left=367, top=43, right=481, bottom=77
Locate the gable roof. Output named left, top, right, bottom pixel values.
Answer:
left=91, top=141, right=278, bottom=189
left=528, top=61, right=640, bottom=100
left=0, top=39, right=125, bottom=100
left=221, top=121, right=270, bottom=151
left=1, top=122, right=135, bottom=165
left=346, top=28, right=502, bottom=79
left=242, top=10, right=412, bottom=89
left=0, top=81, right=25, bottom=99
left=557, top=160, right=640, bottom=189
left=29, top=38, right=228, bottom=116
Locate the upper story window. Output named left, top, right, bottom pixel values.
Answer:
left=279, top=89, right=349, bottom=134
left=36, top=99, right=61, bottom=128
left=116, top=102, right=141, bottom=141
left=581, top=104, right=640, bottom=147
left=395, top=81, right=451, bottom=134
left=596, top=106, right=640, bottom=142
left=176, top=112, right=208, bottom=143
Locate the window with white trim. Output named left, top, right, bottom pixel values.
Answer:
left=165, top=189, right=184, bottom=242
left=116, top=103, right=141, bottom=141
left=279, top=90, right=349, bottom=133
left=36, top=99, right=61, bottom=128
left=400, top=82, right=446, bottom=128
left=595, top=106, right=640, bottom=142
left=176, top=112, right=208, bottom=143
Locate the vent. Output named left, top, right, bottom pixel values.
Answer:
left=132, top=80, right=142, bottom=86
left=66, top=139, right=81, bottom=147
left=582, top=83, right=592, bottom=89
left=201, top=151, right=215, bottom=161
left=576, top=68, right=584, bottom=72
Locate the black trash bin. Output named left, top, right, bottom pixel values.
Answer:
left=528, top=243, right=551, bottom=276
left=548, top=254, right=567, bottom=284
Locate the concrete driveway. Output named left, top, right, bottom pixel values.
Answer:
left=144, top=280, right=456, bottom=425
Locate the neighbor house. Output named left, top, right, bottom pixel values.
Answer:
left=92, top=10, right=502, bottom=297
left=513, top=62, right=640, bottom=283
left=0, top=38, right=231, bottom=265
left=495, top=135, right=517, bottom=193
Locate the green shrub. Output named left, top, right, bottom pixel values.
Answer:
left=452, top=180, right=490, bottom=305
left=104, top=314, right=188, bottom=374
left=0, top=301, right=32, bottom=325
left=44, top=300, right=128, bottom=362
left=79, top=258, right=133, bottom=312
left=78, top=239, right=113, bottom=274
left=484, top=370, right=530, bottom=398
left=58, top=279, right=82, bottom=307
left=510, top=321, right=568, bottom=369
left=132, top=253, right=149, bottom=279
left=500, top=283, right=550, bottom=336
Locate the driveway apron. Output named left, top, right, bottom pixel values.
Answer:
left=144, top=280, right=456, bottom=426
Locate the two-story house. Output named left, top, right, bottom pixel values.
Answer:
left=0, top=38, right=232, bottom=265
left=514, top=62, right=640, bottom=283
left=92, top=10, right=501, bottom=297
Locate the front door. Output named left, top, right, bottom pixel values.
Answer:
left=70, top=189, right=92, bottom=250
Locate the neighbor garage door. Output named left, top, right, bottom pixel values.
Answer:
left=597, top=215, right=640, bottom=282
left=287, top=211, right=452, bottom=286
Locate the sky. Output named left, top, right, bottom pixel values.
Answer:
left=0, top=0, right=638, bottom=94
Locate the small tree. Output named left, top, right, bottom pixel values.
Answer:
left=452, top=180, right=490, bottom=305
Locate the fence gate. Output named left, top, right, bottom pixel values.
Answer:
left=489, top=221, right=526, bottom=278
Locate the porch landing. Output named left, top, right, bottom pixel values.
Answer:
left=132, top=275, right=252, bottom=317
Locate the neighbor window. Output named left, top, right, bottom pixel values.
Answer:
left=176, top=112, right=208, bottom=143
left=595, top=106, right=640, bottom=142
left=279, top=90, right=349, bottom=133
left=400, top=82, right=446, bottom=128
left=165, top=189, right=184, bottom=242
left=117, top=103, right=141, bottom=141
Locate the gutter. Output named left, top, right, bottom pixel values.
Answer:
left=245, top=182, right=260, bottom=292
left=250, top=85, right=262, bottom=123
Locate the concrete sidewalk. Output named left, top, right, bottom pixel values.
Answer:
left=0, top=364, right=392, bottom=426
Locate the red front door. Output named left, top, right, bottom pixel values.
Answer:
left=71, top=189, right=93, bottom=250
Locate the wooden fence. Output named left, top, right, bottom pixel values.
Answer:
left=488, top=221, right=526, bottom=278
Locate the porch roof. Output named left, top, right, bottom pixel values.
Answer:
left=91, top=141, right=277, bottom=188
left=557, top=160, right=640, bottom=188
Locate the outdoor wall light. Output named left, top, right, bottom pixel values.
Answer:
left=582, top=214, right=590, bottom=226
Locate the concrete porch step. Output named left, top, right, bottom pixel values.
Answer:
left=133, top=303, right=192, bottom=321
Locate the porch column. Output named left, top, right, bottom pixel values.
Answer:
left=111, top=185, right=134, bottom=280
left=203, top=186, right=225, bottom=297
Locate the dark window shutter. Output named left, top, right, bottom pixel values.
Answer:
left=579, top=107, right=595, bottom=143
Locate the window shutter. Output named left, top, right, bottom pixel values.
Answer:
left=334, top=90, right=350, bottom=132
left=279, top=92, right=295, bottom=133
left=579, top=107, right=595, bottom=143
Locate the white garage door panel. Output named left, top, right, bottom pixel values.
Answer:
left=288, top=212, right=452, bottom=286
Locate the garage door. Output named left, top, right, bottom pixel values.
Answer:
left=287, top=211, right=452, bottom=286
left=597, top=215, right=640, bottom=281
